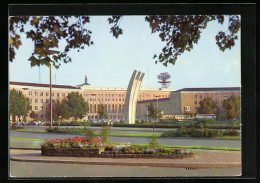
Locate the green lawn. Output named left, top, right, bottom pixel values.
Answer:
left=10, top=138, right=241, bottom=151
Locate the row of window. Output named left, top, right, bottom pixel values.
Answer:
left=194, top=100, right=225, bottom=105
left=30, top=99, right=54, bottom=104
left=87, top=98, right=125, bottom=102
left=194, top=94, right=231, bottom=99
left=28, top=91, right=66, bottom=97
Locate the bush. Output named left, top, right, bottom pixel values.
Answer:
left=148, top=135, right=158, bottom=148
left=161, top=126, right=238, bottom=138
left=84, top=127, right=97, bottom=138
left=100, top=126, right=111, bottom=144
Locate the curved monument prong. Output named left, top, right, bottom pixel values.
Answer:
left=124, top=70, right=145, bottom=124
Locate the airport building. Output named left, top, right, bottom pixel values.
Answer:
left=9, top=81, right=175, bottom=121
left=136, top=87, right=241, bottom=119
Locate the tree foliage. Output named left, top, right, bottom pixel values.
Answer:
left=9, top=15, right=240, bottom=68
left=9, top=16, right=93, bottom=69
left=9, top=89, right=32, bottom=121
left=146, top=102, right=161, bottom=119
left=97, top=103, right=108, bottom=126
left=198, top=97, right=218, bottom=114
left=46, top=98, right=70, bottom=121
left=66, top=92, right=89, bottom=121
left=223, top=96, right=241, bottom=120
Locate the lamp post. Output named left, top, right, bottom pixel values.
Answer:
left=91, top=94, right=96, bottom=122
left=154, top=95, right=159, bottom=132
left=23, top=88, right=28, bottom=122
left=48, top=50, right=59, bottom=130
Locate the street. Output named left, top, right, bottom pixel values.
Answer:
left=10, top=161, right=241, bottom=178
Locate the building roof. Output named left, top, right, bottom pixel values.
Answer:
left=10, top=81, right=80, bottom=90
left=174, top=87, right=241, bottom=92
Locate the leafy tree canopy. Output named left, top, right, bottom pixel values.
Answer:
left=9, top=89, right=32, bottom=121
left=198, top=97, right=218, bottom=114
left=224, top=96, right=240, bottom=120
left=9, top=15, right=240, bottom=68
left=66, top=92, right=89, bottom=121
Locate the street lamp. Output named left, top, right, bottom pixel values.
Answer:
left=48, top=50, right=59, bottom=130
left=91, top=94, right=96, bottom=122
left=154, top=95, right=159, bottom=132
left=23, top=88, right=28, bottom=122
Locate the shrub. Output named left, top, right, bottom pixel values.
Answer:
left=161, top=126, right=238, bottom=138
left=148, top=135, right=158, bottom=148
left=84, top=127, right=97, bottom=138
left=100, top=126, right=111, bottom=144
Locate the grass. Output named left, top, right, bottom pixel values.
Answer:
left=9, top=138, right=241, bottom=151
left=113, top=143, right=241, bottom=151
left=13, top=128, right=240, bottom=139
left=15, top=129, right=46, bottom=133
left=108, top=132, right=161, bottom=137
left=10, top=137, right=44, bottom=141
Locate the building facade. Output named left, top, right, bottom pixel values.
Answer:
left=9, top=81, right=175, bottom=121
left=136, top=87, right=241, bottom=118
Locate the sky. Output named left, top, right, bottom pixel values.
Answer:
left=9, top=16, right=241, bottom=90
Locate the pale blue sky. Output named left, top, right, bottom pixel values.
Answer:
left=9, top=16, right=241, bottom=90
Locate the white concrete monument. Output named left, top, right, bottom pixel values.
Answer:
left=124, top=70, right=145, bottom=124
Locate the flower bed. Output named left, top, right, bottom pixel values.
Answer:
left=41, top=137, right=195, bottom=159
left=41, top=137, right=105, bottom=157
left=101, top=144, right=196, bottom=159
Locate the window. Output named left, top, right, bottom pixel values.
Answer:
left=35, top=106, right=38, bottom=110
left=52, top=93, right=54, bottom=97
left=194, top=101, right=197, bottom=104
left=30, top=99, right=32, bottom=103
left=40, top=92, right=43, bottom=96
left=40, top=114, right=44, bottom=118
left=112, top=94, right=114, bottom=97
left=46, top=106, right=48, bottom=110
left=35, top=92, right=38, bottom=96
left=194, top=94, right=197, bottom=99
left=46, top=99, right=49, bottom=103
left=57, top=93, right=60, bottom=97
left=200, top=95, right=202, bottom=99
left=119, top=94, right=121, bottom=97
left=41, top=106, right=43, bottom=111
left=41, top=99, right=43, bottom=103
left=216, top=94, right=219, bottom=98
left=221, top=94, right=225, bottom=98
left=35, top=99, right=38, bottom=103
left=46, top=92, right=49, bottom=96
left=29, top=91, right=32, bottom=96
left=184, top=106, right=190, bottom=112
left=211, top=95, right=214, bottom=99
left=205, top=95, right=208, bottom=98
left=62, top=93, right=65, bottom=97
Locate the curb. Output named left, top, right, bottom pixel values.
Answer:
left=10, top=155, right=241, bottom=168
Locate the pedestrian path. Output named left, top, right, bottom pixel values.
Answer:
left=10, top=149, right=241, bottom=168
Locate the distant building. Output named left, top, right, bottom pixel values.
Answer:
left=136, top=87, right=241, bottom=120
left=9, top=81, right=175, bottom=121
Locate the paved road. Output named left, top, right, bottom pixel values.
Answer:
left=10, top=131, right=241, bottom=148
left=10, top=161, right=242, bottom=177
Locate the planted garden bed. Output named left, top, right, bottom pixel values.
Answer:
left=41, top=137, right=105, bottom=157
left=41, top=137, right=196, bottom=159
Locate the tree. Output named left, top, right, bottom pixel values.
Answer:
left=46, top=99, right=69, bottom=122
left=146, top=102, right=158, bottom=120
left=29, top=111, right=36, bottom=120
left=223, top=96, right=241, bottom=120
left=198, top=98, right=218, bottom=114
left=9, top=15, right=240, bottom=68
left=9, top=89, right=32, bottom=122
left=66, top=92, right=89, bottom=121
left=97, top=103, right=108, bottom=126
